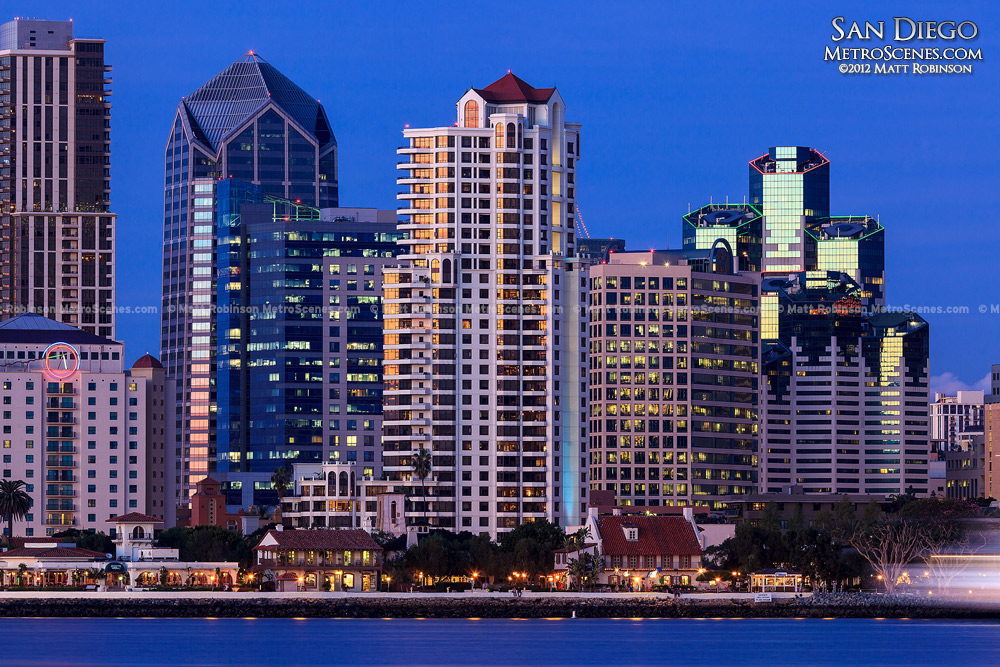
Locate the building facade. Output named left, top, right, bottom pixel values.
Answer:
left=0, top=314, right=172, bottom=537
left=761, top=275, right=930, bottom=495
left=214, top=180, right=401, bottom=509
left=930, top=390, right=985, bottom=452
left=385, top=73, right=588, bottom=537
left=160, top=53, right=338, bottom=508
left=587, top=244, right=759, bottom=508
left=0, top=18, right=115, bottom=337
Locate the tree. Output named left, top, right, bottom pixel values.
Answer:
left=411, top=448, right=432, bottom=525
left=53, top=529, right=114, bottom=555
left=270, top=466, right=292, bottom=502
left=850, top=519, right=936, bottom=594
left=0, top=480, right=32, bottom=542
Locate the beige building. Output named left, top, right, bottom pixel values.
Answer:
left=386, top=72, right=587, bottom=537
left=587, top=244, right=759, bottom=509
left=0, top=313, right=174, bottom=537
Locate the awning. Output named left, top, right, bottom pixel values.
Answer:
left=105, top=562, right=127, bottom=573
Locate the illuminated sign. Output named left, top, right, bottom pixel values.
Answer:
left=43, top=342, right=81, bottom=381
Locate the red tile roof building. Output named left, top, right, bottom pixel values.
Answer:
left=560, top=507, right=706, bottom=590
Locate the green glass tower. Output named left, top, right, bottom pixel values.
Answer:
left=682, top=203, right=762, bottom=272
left=805, top=216, right=885, bottom=307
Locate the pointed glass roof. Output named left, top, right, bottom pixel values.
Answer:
left=181, top=52, right=334, bottom=153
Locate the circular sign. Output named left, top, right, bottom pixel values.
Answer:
left=43, top=342, right=81, bottom=381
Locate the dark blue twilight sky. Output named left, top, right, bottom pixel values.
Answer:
left=19, top=0, right=999, bottom=392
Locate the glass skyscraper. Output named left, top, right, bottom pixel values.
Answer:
left=160, top=53, right=338, bottom=506
left=214, top=180, right=402, bottom=508
left=805, top=215, right=885, bottom=307
left=682, top=203, right=763, bottom=272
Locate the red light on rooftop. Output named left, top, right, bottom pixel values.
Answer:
left=295, top=199, right=301, bottom=203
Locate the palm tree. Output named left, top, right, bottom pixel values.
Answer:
left=411, top=448, right=432, bottom=526
left=270, top=466, right=292, bottom=520
left=0, top=479, right=32, bottom=543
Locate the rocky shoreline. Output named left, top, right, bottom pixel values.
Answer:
left=0, top=594, right=998, bottom=619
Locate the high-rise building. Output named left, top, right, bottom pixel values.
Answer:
left=805, top=216, right=884, bottom=308
left=129, top=353, right=176, bottom=526
left=682, top=203, right=762, bottom=272
left=930, top=391, right=985, bottom=452
left=760, top=273, right=930, bottom=495
left=587, top=244, right=759, bottom=508
left=384, top=72, right=588, bottom=537
left=161, top=54, right=338, bottom=506
left=0, top=314, right=173, bottom=537
left=0, top=19, right=115, bottom=337
left=214, top=179, right=401, bottom=508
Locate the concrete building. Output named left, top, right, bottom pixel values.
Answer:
left=761, top=274, right=930, bottom=495
left=943, top=428, right=986, bottom=500
left=930, top=391, right=985, bottom=452
left=129, top=354, right=175, bottom=526
left=161, top=53, right=338, bottom=507
left=386, top=72, right=588, bottom=537
left=986, top=402, right=1000, bottom=500
left=0, top=313, right=174, bottom=537
left=587, top=244, right=759, bottom=509
left=0, top=18, right=115, bottom=337
left=279, top=463, right=406, bottom=538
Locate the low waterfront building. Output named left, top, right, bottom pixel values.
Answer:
left=750, top=568, right=803, bottom=593
left=252, top=528, right=383, bottom=592
left=561, top=506, right=704, bottom=590
left=0, top=513, right=238, bottom=588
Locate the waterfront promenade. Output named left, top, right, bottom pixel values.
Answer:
left=0, top=590, right=801, bottom=601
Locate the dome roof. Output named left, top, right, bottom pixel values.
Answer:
left=132, top=354, right=163, bottom=369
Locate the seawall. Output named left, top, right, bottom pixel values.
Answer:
left=0, top=594, right=997, bottom=619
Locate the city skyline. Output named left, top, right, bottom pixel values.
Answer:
left=15, top=0, right=999, bottom=394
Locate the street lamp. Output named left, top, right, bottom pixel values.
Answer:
left=210, top=575, right=215, bottom=592
left=298, top=576, right=304, bottom=592
left=385, top=575, right=392, bottom=593
left=715, top=577, right=722, bottom=593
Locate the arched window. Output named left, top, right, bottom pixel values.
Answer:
left=431, top=258, right=441, bottom=283
left=464, top=100, right=479, bottom=128
left=339, top=472, right=349, bottom=497
left=441, top=259, right=452, bottom=283
left=506, top=122, right=516, bottom=149
left=518, top=123, right=522, bottom=149
left=350, top=472, right=356, bottom=496
left=390, top=501, right=398, bottom=520
left=132, top=526, right=144, bottom=539
left=495, top=123, right=504, bottom=147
